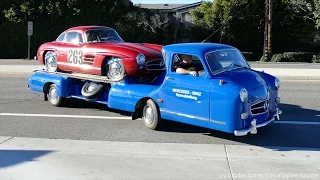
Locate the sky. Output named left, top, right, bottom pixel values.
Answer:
left=130, top=0, right=205, bottom=4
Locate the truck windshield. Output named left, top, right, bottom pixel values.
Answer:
left=205, top=49, right=250, bottom=74
left=85, top=29, right=123, bottom=43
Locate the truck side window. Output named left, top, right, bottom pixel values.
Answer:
left=172, top=53, right=204, bottom=74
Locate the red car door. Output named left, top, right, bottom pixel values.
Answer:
left=58, top=31, right=85, bottom=73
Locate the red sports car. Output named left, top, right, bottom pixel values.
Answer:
left=36, top=26, right=164, bottom=81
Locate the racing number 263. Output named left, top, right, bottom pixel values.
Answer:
left=68, top=49, right=83, bottom=64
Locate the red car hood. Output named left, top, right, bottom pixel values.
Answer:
left=116, top=42, right=162, bottom=57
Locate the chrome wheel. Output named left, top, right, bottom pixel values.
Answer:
left=81, top=81, right=104, bottom=99
left=142, top=99, right=160, bottom=130
left=48, top=86, right=58, bottom=104
left=106, top=58, right=125, bottom=81
left=86, top=82, right=99, bottom=92
left=143, top=105, right=154, bottom=125
left=45, top=51, right=58, bottom=72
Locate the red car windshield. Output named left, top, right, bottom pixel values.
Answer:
left=85, top=29, right=123, bottom=43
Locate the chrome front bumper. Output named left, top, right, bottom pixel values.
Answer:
left=234, top=108, right=282, bottom=136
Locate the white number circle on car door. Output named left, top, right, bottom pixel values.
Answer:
left=68, top=49, right=83, bottom=65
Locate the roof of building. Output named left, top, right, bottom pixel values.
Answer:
left=135, top=4, right=187, bottom=10
left=134, top=1, right=203, bottom=11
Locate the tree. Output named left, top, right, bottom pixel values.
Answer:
left=190, top=0, right=320, bottom=59
left=191, top=0, right=266, bottom=59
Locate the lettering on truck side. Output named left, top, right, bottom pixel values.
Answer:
left=172, top=88, right=202, bottom=101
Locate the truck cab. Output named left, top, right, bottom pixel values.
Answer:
left=28, top=43, right=282, bottom=136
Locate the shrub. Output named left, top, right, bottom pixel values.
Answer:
left=259, top=55, right=270, bottom=62
left=312, top=54, right=320, bottom=63
left=270, top=52, right=314, bottom=63
left=270, top=54, right=282, bottom=62
left=242, top=52, right=253, bottom=61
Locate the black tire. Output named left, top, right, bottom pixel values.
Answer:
left=142, top=99, right=161, bottom=130
left=81, top=81, right=104, bottom=99
left=47, top=84, right=63, bottom=107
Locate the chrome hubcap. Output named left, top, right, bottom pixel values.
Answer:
left=143, top=105, right=154, bottom=125
left=45, top=53, right=57, bottom=72
left=49, top=87, right=58, bottom=104
left=87, top=82, right=98, bottom=92
left=108, top=60, right=124, bottom=80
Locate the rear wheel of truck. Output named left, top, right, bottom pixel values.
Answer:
left=142, top=99, right=161, bottom=130
left=47, top=84, right=63, bottom=107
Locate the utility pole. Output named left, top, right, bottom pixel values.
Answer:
left=263, top=0, right=272, bottom=61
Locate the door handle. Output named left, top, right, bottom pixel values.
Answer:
left=166, top=77, right=175, bottom=80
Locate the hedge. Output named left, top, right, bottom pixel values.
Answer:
left=259, top=52, right=320, bottom=63
left=312, top=54, right=320, bottom=63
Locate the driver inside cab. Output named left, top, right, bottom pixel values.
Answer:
left=175, top=55, right=201, bottom=76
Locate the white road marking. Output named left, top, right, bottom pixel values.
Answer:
left=0, top=113, right=132, bottom=120
left=274, top=121, right=320, bottom=125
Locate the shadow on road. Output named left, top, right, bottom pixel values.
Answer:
left=60, top=98, right=132, bottom=116
left=278, top=103, right=320, bottom=122
left=55, top=99, right=320, bottom=150
left=157, top=103, right=320, bottom=150
left=0, top=150, right=52, bottom=168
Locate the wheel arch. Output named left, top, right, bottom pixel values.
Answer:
left=42, top=50, right=53, bottom=65
left=101, top=55, right=113, bottom=75
left=43, top=82, right=54, bottom=101
left=132, top=97, right=160, bottom=120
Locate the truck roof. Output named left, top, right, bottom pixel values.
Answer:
left=163, top=43, right=237, bottom=56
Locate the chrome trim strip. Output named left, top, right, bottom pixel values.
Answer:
left=211, top=119, right=226, bottom=125
left=57, top=62, right=101, bottom=70
left=160, top=109, right=226, bottom=125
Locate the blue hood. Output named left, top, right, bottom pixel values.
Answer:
left=216, top=68, right=266, bottom=90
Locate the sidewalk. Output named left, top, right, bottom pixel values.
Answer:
left=0, top=59, right=320, bottom=80
left=0, top=136, right=319, bottom=180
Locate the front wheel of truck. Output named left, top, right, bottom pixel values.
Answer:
left=142, top=99, right=161, bottom=130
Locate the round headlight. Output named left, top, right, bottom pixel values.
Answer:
left=240, top=88, right=248, bottom=102
left=136, top=53, right=146, bottom=65
left=275, top=78, right=280, bottom=89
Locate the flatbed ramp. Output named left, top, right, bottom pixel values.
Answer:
left=33, top=69, right=124, bottom=83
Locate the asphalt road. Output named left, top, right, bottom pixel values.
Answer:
left=0, top=75, right=319, bottom=149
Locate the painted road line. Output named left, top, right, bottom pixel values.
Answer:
left=0, top=113, right=132, bottom=120
left=1, top=113, right=320, bottom=125
left=274, top=121, right=320, bottom=125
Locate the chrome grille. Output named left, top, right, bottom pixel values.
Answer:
left=146, top=59, right=165, bottom=70
left=83, top=56, right=94, bottom=65
left=250, top=100, right=269, bottom=115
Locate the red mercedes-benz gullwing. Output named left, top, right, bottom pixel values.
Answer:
left=36, top=26, right=164, bottom=81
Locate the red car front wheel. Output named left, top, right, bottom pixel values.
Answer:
left=105, top=57, right=125, bottom=81
left=44, top=51, right=59, bottom=72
